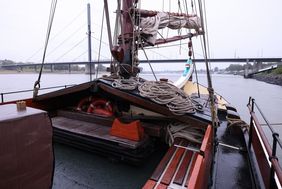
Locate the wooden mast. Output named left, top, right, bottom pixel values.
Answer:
left=108, top=0, right=137, bottom=78
left=117, top=0, right=136, bottom=78
left=122, top=0, right=134, bottom=65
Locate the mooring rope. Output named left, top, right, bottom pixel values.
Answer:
left=166, top=122, right=205, bottom=146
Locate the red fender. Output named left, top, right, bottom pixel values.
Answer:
left=87, top=99, right=113, bottom=117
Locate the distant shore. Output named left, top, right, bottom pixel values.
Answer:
left=0, top=70, right=85, bottom=74
left=252, top=73, right=282, bottom=86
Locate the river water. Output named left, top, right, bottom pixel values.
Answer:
left=0, top=73, right=282, bottom=188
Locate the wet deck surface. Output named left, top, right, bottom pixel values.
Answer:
left=52, top=143, right=166, bottom=189
left=213, top=116, right=253, bottom=189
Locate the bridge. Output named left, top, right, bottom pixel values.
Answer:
left=1, top=58, right=282, bottom=73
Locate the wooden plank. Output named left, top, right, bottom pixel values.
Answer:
left=173, top=150, right=193, bottom=185
left=150, top=140, right=181, bottom=181
left=52, top=117, right=100, bottom=133
left=142, top=180, right=156, bottom=189
left=187, top=155, right=204, bottom=189
left=57, top=110, right=114, bottom=127
left=151, top=145, right=177, bottom=181
left=52, top=116, right=147, bottom=149
left=35, top=81, right=92, bottom=101
left=186, top=125, right=212, bottom=188
left=161, top=148, right=185, bottom=185
left=155, top=183, right=167, bottom=189
left=185, top=153, right=197, bottom=187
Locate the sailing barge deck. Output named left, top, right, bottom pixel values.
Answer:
left=1, top=0, right=282, bottom=188
left=2, top=78, right=278, bottom=188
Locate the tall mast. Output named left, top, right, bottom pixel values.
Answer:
left=122, top=0, right=134, bottom=65
left=119, top=0, right=135, bottom=78
left=87, top=3, right=93, bottom=81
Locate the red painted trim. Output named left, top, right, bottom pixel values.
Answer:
left=161, top=148, right=185, bottom=185
left=142, top=180, right=156, bottom=189
left=187, top=125, right=213, bottom=189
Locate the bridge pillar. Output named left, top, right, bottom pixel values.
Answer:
left=68, top=64, right=71, bottom=73
left=85, top=63, right=95, bottom=74
left=34, top=65, right=37, bottom=72
left=51, top=65, right=53, bottom=72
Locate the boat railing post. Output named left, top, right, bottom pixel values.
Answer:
left=1, top=93, right=4, bottom=103
left=270, top=133, right=279, bottom=189
left=248, top=98, right=255, bottom=148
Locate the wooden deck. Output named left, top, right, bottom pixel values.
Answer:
left=52, top=116, right=148, bottom=149
left=143, top=125, right=213, bottom=189
left=143, top=140, right=199, bottom=188
left=51, top=113, right=159, bottom=164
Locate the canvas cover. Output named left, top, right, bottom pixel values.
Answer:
left=0, top=104, right=54, bottom=189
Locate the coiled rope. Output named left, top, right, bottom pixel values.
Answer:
left=226, top=116, right=249, bottom=132
left=112, top=78, right=140, bottom=90
left=166, top=122, right=205, bottom=146
left=138, top=81, right=203, bottom=115
left=111, top=79, right=203, bottom=115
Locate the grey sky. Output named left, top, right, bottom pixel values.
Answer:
left=0, top=0, right=282, bottom=70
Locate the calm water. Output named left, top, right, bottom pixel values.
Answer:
left=1, top=73, right=282, bottom=188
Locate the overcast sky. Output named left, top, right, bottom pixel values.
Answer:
left=0, top=0, right=282, bottom=69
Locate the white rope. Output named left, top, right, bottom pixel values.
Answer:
left=166, top=122, right=205, bottom=146
left=138, top=81, right=203, bottom=115
left=112, top=78, right=140, bottom=90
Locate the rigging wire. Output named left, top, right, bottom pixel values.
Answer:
left=72, top=50, right=88, bottom=62
left=91, top=35, right=109, bottom=46
left=202, top=0, right=212, bottom=70
left=197, top=0, right=217, bottom=172
left=166, top=0, right=171, bottom=39
left=54, top=37, right=87, bottom=62
left=184, top=0, right=200, bottom=97
left=113, top=0, right=121, bottom=46
left=96, top=7, right=105, bottom=79
left=26, top=7, right=85, bottom=62
left=192, top=42, right=201, bottom=97
left=45, top=24, right=85, bottom=58
left=33, top=0, right=57, bottom=97
left=140, top=44, right=158, bottom=81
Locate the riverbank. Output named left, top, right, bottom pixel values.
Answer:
left=0, top=70, right=85, bottom=74
left=252, top=73, right=282, bottom=86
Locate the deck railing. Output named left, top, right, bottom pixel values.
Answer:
left=247, top=97, right=282, bottom=189
left=0, top=84, right=75, bottom=103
